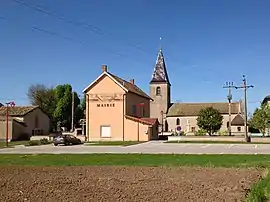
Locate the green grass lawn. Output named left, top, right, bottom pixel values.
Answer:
left=166, top=140, right=270, bottom=144
left=0, top=141, right=29, bottom=148
left=0, top=154, right=269, bottom=167
left=85, top=141, right=145, bottom=146
left=0, top=154, right=269, bottom=201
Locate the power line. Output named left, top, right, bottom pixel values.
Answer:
left=5, top=0, right=223, bottom=84
left=9, top=0, right=147, bottom=53
left=0, top=15, right=146, bottom=64
left=8, top=0, right=198, bottom=72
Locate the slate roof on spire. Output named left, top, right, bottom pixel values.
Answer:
left=150, top=49, right=170, bottom=85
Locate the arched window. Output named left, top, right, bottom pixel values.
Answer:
left=156, top=86, right=161, bottom=96
left=176, top=118, right=180, bottom=125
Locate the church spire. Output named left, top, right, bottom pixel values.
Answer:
left=150, top=48, right=170, bottom=85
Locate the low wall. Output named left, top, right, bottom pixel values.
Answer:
left=168, top=135, right=270, bottom=143
left=30, top=136, right=53, bottom=141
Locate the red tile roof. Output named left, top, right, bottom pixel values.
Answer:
left=0, top=106, right=39, bottom=116
left=125, top=115, right=158, bottom=125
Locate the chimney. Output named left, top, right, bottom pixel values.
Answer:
left=130, top=79, right=134, bottom=85
left=102, top=65, right=107, bottom=72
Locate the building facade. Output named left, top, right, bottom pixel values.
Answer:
left=83, top=65, right=159, bottom=141
left=166, top=102, right=245, bottom=134
left=149, top=49, right=245, bottom=135
left=0, top=106, right=50, bottom=141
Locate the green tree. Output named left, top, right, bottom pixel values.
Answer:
left=80, top=94, right=86, bottom=111
left=54, top=84, right=72, bottom=129
left=197, top=107, right=223, bottom=136
left=27, top=84, right=56, bottom=130
left=249, top=104, right=270, bottom=136
left=73, top=92, right=83, bottom=126
left=28, top=84, right=83, bottom=131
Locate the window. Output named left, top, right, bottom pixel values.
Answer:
left=156, top=86, right=161, bottom=96
left=142, top=108, right=145, bottom=117
left=237, top=127, right=241, bottom=132
left=176, top=118, right=180, bottom=125
left=101, top=126, right=111, bottom=138
left=132, top=105, right=137, bottom=116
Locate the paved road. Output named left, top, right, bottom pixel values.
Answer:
left=0, top=141, right=270, bottom=154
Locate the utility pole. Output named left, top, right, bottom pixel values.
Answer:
left=71, top=91, right=74, bottom=132
left=234, top=75, right=254, bottom=142
left=223, top=82, right=234, bottom=136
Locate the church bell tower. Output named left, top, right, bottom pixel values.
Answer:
left=149, top=49, right=171, bottom=131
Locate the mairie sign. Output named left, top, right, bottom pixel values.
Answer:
left=97, top=103, right=115, bottom=107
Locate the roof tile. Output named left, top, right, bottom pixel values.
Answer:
left=167, top=102, right=241, bottom=117
left=108, top=73, right=152, bottom=100
left=231, top=114, right=245, bottom=126
left=0, top=106, right=39, bottom=116
left=150, top=49, right=170, bottom=84
left=125, top=115, right=158, bottom=125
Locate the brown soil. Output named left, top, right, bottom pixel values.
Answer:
left=0, top=166, right=261, bottom=202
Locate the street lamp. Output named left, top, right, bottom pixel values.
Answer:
left=5, top=101, right=15, bottom=147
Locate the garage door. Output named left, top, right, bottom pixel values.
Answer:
left=101, top=126, right=111, bottom=137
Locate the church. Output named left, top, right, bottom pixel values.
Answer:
left=149, top=49, right=245, bottom=135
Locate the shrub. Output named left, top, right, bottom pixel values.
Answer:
left=180, top=131, right=186, bottom=136
left=171, top=131, right=177, bottom=136
left=40, top=138, right=50, bottom=145
left=28, top=140, right=40, bottom=146
left=218, top=130, right=229, bottom=136
left=195, top=129, right=207, bottom=136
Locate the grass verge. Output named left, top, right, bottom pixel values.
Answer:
left=85, top=141, right=144, bottom=146
left=0, top=141, right=29, bottom=148
left=246, top=170, right=270, bottom=201
left=166, top=140, right=270, bottom=144
left=0, top=154, right=270, bottom=167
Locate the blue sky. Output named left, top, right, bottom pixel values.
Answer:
left=1, top=0, right=270, bottom=113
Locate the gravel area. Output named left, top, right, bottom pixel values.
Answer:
left=0, top=166, right=262, bottom=202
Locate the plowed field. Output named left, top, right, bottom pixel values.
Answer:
left=0, top=166, right=261, bottom=202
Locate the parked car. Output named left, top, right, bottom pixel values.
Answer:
left=53, top=135, right=82, bottom=146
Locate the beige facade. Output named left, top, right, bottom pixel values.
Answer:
left=167, top=114, right=245, bottom=135
left=0, top=117, right=26, bottom=141
left=166, top=102, right=245, bottom=135
left=83, top=65, right=158, bottom=141
left=0, top=106, right=50, bottom=140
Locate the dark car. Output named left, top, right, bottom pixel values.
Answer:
left=53, top=135, right=82, bottom=146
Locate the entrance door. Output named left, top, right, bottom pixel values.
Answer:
left=101, top=126, right=111, bottom=138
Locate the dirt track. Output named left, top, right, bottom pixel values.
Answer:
left=0, top=166, right=261, bottom=202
